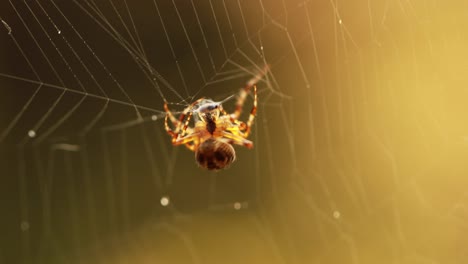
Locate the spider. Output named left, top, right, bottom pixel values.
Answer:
left=164, top=84, right=257, bottom=170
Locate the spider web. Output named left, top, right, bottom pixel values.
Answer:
left=1, top=0, right=468, bottom=263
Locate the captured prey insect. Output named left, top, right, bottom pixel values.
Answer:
left=164, top=67, right=267, bottom=170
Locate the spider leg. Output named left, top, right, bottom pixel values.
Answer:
left=231, top=83, right=255, bottom=121
left=164, top=101, right=195, bottom=135
left=243, top=85, right=257, bottom=137
left=164, top=102, right=198, bottom=152
left=165, top=98, right=205, bottom=131
left=221, top=131, right=253, bottom=149
left=230, top=64, right=267, bottom=121
left=177, top=98, right=205, bottom=125
left=184, top=142, right=196, bottom=151
left=166, top=103, right=196, bottom=145
left=229, top=85, right=257, bottom=137
left=180, top=111, right=194, bottom=137
left=220, top=109, right=246, bottom=130
left=173, top=132, right=201, bottom=146
left=164, top=102, right=179, bottom=138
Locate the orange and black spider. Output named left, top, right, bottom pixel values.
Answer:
left=164, top=84, right=257, bottom=170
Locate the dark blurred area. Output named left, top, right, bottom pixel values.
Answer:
left=1, top=0, right=468, bottom=263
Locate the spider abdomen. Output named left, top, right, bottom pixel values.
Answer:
left=195, top=138, right=236, bottom=170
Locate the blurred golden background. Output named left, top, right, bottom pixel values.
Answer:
left=1, top=0, right=468, bottom=263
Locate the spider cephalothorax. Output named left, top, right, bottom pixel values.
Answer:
left=201, top=110, right=217, bottom=135
left=164, top=84, right=257, bottom=170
